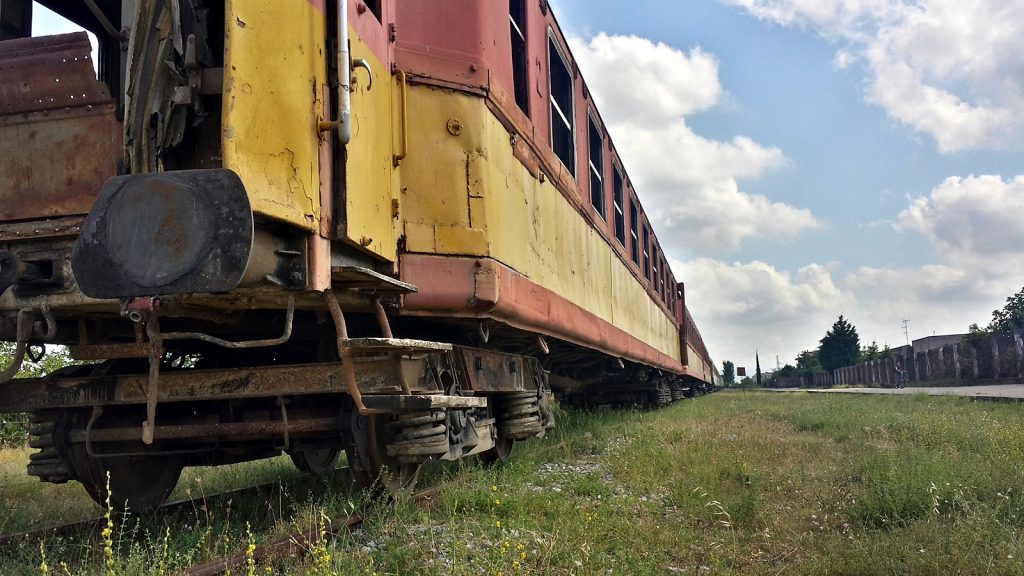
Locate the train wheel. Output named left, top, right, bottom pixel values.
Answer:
left=344, top=412, right=424, bottom=495
left=288, top=446, right=342, bottom=476
left=47, top=407, right=183, bottom=512
left=76, top=451, right=184, bottom=512
left=480, top=436, right=515, bottom=465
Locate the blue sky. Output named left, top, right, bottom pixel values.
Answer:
left=555, top=0, right=1024, bottom=372
left=35, top=1, right=1024, bottom=374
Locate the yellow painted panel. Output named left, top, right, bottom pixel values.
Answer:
left=344, top=28, right=396, bottom=260
left=400, top=87, right=485, bottom=228
left=222, top=0, right=325, bottom=231
left=404, top=221, right=435, bottom=253
left=435, top=226, right=487, bottom=255
left=399, top=85, right=681, bottom=361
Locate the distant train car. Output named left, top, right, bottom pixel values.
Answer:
left=0, top=0, right=716, bottom=509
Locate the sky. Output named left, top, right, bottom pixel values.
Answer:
left=551, top=0, right=1024, bottom=373
left=34, top=2, right=1024, bottom=375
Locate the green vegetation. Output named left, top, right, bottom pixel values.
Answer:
left=0, top=342, right=77, bottom=448
left=722, top=360, right=735, bottom=385
left=3, top=391, right=1024, bottom=574
left=969, top=285, right=1024, bottom=337
left=819, top=315, right=860, bottom=371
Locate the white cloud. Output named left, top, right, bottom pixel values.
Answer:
left=842, top=264, right=1005, bottom=347
left=570, top=33, right=822, bottom=256
left=724, top=0, right=1024, bottom=152
left=675, top=173, right=1024, bottom=368
left=675, top=257, right=849, bottom=366
left=897, top=175, right=1024, bottom=265
left=575, top=33, right=723, bottom=125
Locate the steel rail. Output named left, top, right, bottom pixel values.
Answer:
left=0, top=480, right=284, bottom=550
left=184, top=487, right=439, bottom=576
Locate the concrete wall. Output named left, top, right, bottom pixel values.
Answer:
left=832, top=331, right=1024, bottom=387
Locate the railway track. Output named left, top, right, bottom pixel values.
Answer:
left=0, top=478, right=287, bottom=551
left=184, top=487, right=438, bottom=576
left=1, top=471, right=437, bottom=575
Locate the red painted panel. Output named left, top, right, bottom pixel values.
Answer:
left=350, top=0, right=391, bottom=65
left=393, top=0, right=511, bottom=90
left=400, top=253, right=686, bottom=374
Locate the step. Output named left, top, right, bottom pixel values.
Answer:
left=331, top=265, right=418, bottom=294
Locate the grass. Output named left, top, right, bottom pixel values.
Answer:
left=3, top=391, right=1024, bottom=574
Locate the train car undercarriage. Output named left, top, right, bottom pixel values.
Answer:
left=0, top=290, right=555, bottom=509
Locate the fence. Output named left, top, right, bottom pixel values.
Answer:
left=833, top=331, right=1024, bottom=387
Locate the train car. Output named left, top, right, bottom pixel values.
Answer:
left=0, top=0, right=716, bottom=509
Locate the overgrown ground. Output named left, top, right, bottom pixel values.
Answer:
left=3, top=391, right=1024, bottom=574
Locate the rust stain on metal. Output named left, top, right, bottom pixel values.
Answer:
left=0, top=216, right=83, bottom=242
left=0, top=32, right=122, bottom=222
left=0, top=357, right=440, bottom=413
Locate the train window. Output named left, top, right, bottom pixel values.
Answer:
left=652, top=252, right=659, bottom=296
left=509, top=0, right=529, bottom=116
left=548, top=33, right=575, bottom=176
left=1, top=0, right=31, bottom=39
left=661, top=260, right=667, bottom=302
left=363, top=0, right=382, bottom=22
left=613, top=167, right=625, bottom=246
left=663, top=261, right=669, bottom=302
left=629, top=197, right=640, bottom=265
left=588, top=114, right=604, bottom=219
left=642, top=225, right=650, bottom=283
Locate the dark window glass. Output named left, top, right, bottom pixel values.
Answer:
left=588, top=116, right=604, bottom=218
left=509, top=0, right=529, bottom=115
left=652, top=249, right=659, bottom=294
left=629, top=197, right=639, bottom=264
left=364, top=0, right=382, bottom=22
left=549, top=36, right=574, bottom=175
left=613, top=168, right=625, bottom=245
left=643, top=226, right=650, bottom=282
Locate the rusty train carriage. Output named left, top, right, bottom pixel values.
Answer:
left=0, top=0, right=716, bottom=509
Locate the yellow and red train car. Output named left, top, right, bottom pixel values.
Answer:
left=0, top=0, right=716, bottom=508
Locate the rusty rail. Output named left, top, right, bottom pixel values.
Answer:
left=185, top=487, right=438, bottom=576
left=0, top=480, right=284, bottom=551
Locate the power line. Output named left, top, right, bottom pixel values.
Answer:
left=902, top=319, right=910, bottom=346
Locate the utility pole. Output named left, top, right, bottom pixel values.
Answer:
left=902, top=319, right=910, bottom=347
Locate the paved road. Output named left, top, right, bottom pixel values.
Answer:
left=767, top=385, right=1024, bottom=401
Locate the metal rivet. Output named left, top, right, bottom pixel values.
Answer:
left=447, top=118, right=463, bottom=136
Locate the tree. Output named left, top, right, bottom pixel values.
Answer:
left=819, top=315, right=860, bottom=372
left=988, top=286, right=1024, bottom=334
left=0, top=341, right=74, bottom=378
left=795, top=350, right=821, bottom=374
left=858, top=341, right=880, bottom=362
left=722, top=360, right=735, bottom=384
left=777, top=364, right=797, bottom=378
left=755, top=352, right=762, bottom=387
left=962, top=322, right=990, bottom=346
left=1, top=343, right=76, bottom=447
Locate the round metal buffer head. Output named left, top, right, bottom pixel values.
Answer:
left=72, top=169, right=254, bottom=298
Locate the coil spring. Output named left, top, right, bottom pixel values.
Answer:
left=26, top=412, right=74, bottom=484
left=387, top=411, right=449, bottom=463
left=671, top=385, right=685, bottom=402
left=653, top=383, right=672, bottom=407
left=497, top=391, right=543, bottom=440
